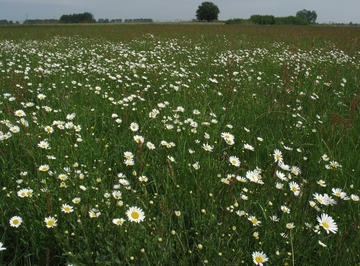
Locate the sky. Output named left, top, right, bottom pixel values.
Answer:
left=0, top=0, right=359, bottom=24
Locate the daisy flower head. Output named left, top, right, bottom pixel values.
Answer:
left=229, top=156, right=240, bottom=167
left=138, top=175, right=148, bottom=182
left=38, top=164, right=51, bottom=172
left=248, top=216, right=261, bottom=226
left=89, top=208, right=101, bottom=218
left=72, top=197, right=81, bottom=204
left=317, top=179, right=326, bottom=187
left=289, top=181, right=300, bottom=196
left=44, top=125, right=54, bottom=134
left=317, top=213, right=338, bottom=234
left=61, top=204, right=74, bottom=213
left=244, top=143, right=254, bottom=151
left=130, top=122, right=139, bottom=132
left=146, top=141, right=156, bottom=150
left=221, top=132, right=234, bottom=143
left=14, top=109, right=26, bottom=117
left=350, top=194, right=359, bottom=202
left=332, top=188, right=347, bottom=199
left=252, top=251, right=269, bottom=265
left=291, top=166, right=301, bottom=176
left=10, top=216, right=23, bottom=228
left=202, top=143, right=213, bottom=152
left=126, top=206, right=145, bottom=223
left=0, top=242, right=6, bottom=251
left=192, top=161, right=200, bottom=170
left=133, top=135, right=144, bottom=144
left=112, top=218, right=125, bottom=226
left=44, top=216, right=57, bottom=228
left=281, top=205, right=290, bottom=214
left=38, top=140, right=50, bottom=149
left=273, top=149, right=283, bottom=162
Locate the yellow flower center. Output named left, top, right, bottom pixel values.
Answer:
left=47, top=220, right=55, bottom=226
left=131, top=211, right=140, bottom=219
left=255, top=256, right=263, bottom=263
left=13, top=220, right=19, bottom=225
left=322, top=221, right=329, bottom=229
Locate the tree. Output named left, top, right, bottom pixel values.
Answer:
left=196, top=2, right=220, bottom=22
left=296, top=9, right=317, bottom=24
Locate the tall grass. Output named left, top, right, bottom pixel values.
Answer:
left=0, top=24, right=359, bottom=265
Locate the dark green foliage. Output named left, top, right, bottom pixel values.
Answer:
left=250, top=15, right=276, bottom=25
left=196, top=2, right=220, bottom=22
left=296, top=9, right=317, bottom=24
left=59, top=12, right=95, bottom=23
left=224, top=18, right=249, bottom=25
left=275, top=16, right=308, bottom=25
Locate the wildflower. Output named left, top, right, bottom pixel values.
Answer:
left=248, top=216, right=261, bottom=226
left=167, top=155, right=175, bottom=162
left=273, top=149, right=283, bottom=162
left=286, top=223, right=295, bottom=230
left=289, top=181, right=300, bottom=196
left=38, top=140, right=50, bottom=149
left=10, top=126, right=20, bottom=133
left=17, top=188, right=28, bottom=198
left=246, top=170, right=263, bottom=184
left=58, top=174, right=68, bottom=181
left=192, top=162, right=200, bottom=170
left=332, top=188, right=347, bottom=199
left=317, top=213, right=338, bottom=234
left=44, top=126, right=54, bottom=134
left=138, top=175, right=148, bottom=182
left=318, top=240, right=327, bottom=247
left=317, top=180, right=326, bottom=187
left=146, top=141, right=156, bottom=150
left=112, top=190, right=122, bottom=199
left=72, top=197, right=81, bottom=204
left=9, top=216, right=23, bottom=228
left=291, top=166, right=301, bottom=176
left=112, top=218, right=125, bottom=226
left=229, top=156, right=240, bottom=167
left=44, top=216, right=57, bottom=228
left=89, top=208, right=101, bottom=218
left=14, top=110, right=26, bottom=117
left=130, top=122, right=139, bottom=132
left=126, top=206, right=145, bottom=223
left=351, top=194, right=359, bottom=202
left=0, top=242, right=6, bottom=251
left=175, top=211, right=181, bottom=217
left=133, top=135, right=144, bottom=144
left=124, top=158, right=135, bottom=166
left=276, top=171, right=287, bottom=181
left=124, top=151, right=134, bottom=159
left=61, top=204, right=74, bottom=213
left=322, top=154, right=330, bottom=161
left=281, top=205, right=290, bottom=214
left=269, top=215, right=279, bottom=222
left=221, top=132, right=234, bottom=142
left=252, top=251, right=269, bottom=265
left=37, top=93, right=46, bottom=100
left=244, top=143, right=254, bottom=151
left=202, top=143, right=213, bottom=152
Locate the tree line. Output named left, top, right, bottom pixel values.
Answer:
left=59, top=12, right=95, bottom=23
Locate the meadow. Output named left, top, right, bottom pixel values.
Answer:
left=0, top=24, right=359, bottom=265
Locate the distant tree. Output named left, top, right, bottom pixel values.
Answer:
left=60, top=12, right=95, bottom=23
left=296, top=9, right=317, bottom=24
left=196, top=2, right=220, bottom=22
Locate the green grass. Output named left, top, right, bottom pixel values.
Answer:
left=0, top=24, right=359, bottom=265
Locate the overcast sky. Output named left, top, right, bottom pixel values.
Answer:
left=0, top=0, right=359, bottom=24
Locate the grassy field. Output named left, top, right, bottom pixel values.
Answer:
left=0, top=24, right=359, bottom=265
